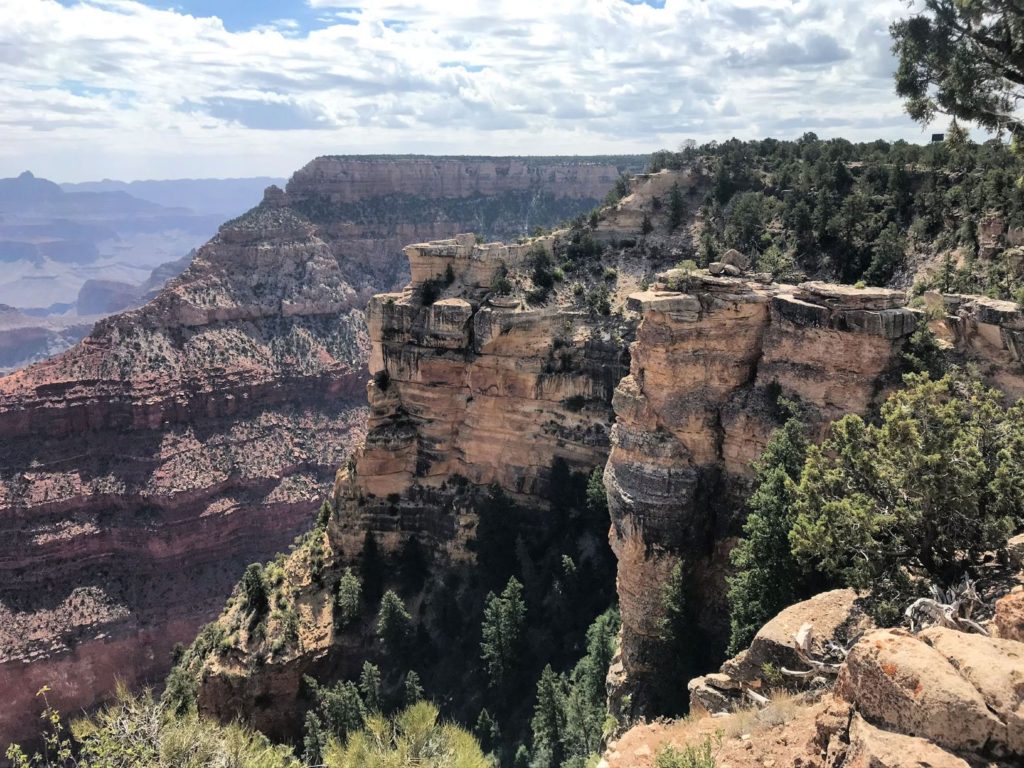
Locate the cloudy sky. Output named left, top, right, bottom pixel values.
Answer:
left=1, top=0, right=943, bottom=182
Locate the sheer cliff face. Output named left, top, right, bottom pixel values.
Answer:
left=0, top=156, right=628, bottom=748
left=195, top=234, right=636, bottom=736
left=283, top=156, right=639, bottom=295
left=604, top=277, right=921, bottom=706
left=191, top=167, right=1024, bottom=735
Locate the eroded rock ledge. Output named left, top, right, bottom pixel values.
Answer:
left=605, top=272, right=1001, bottom=708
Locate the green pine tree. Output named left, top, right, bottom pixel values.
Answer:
left=376, top=591, right=412, bottom=655
left=336, top=567, right=362, bottom=628
left=480, top=577, right=527, bottom=690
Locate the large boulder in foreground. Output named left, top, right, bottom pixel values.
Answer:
left=724, top=588, right=874, bottom=681
left=836, top=627, right=1023, bottom=759
left=688, top=588, right=874, bottom=714
left=839, top=713, right=971, bottom=768
left=993, top=587, right=1024, bottom=642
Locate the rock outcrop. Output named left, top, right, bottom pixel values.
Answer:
left=926, top=291, right=1024, bottom=398
left=606, top=276, right=920, bottom=706
left=687, top=589, right=874, bottom=716
left=610, top=593, right=1024, bottom=768
left=194, top=231, right=638, bottom=735
left=0, top=156, right=632, bottom=748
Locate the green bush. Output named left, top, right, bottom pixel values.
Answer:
left=654, top=736, right=719, bottom=768
left=324, top=702, right=488, bottom=768
left=6, top=686, right=299, bottom=768
left=790, top=373, right=1024, bottom=620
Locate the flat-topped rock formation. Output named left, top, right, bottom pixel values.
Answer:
left=603, top=271, right=1022, bottom=710
left=193, top=231, right=637, bottom=734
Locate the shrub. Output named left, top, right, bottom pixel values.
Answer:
left=324, top=702, right=488, bottom=768
left=790, top=373, right=1024, bottom=621
left=491, top=263, right=513, bottom=296
left=654, top=736, right=718, bottom=768
left=420, top=278, right=443, bottom=306
left=7, top=686, right=300, bottom=768
left=529, top=245, right=556, bottom=290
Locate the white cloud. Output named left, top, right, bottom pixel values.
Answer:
left=0, top=0, right=943, bottom=181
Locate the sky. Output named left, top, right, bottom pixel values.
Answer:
left=0, top=0, right=947, bottom=182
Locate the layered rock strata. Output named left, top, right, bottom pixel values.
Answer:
left=194, top=233, right=636, bottom=733
left=0, top=156, right=632, bottom=748
left=605, top=276, right=921, bottom=705
left=0, top=204, right=370, bottom=747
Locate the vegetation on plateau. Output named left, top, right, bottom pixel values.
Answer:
left=728, top=372, right=1024, bottom=640
left=651, top=133, right=1024, bottom=295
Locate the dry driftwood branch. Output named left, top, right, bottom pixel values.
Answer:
left=905, top=577, right=990, bottom=636
left=780, top=622, right=845, bottom=679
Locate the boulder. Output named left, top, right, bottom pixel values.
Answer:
left=841, top=714, right=970, bottom=768
left=919, top=626, right=1024, bottom=756
left=721, top=588, right=874, bottom=684
left=721, top=248, right=750, bottom=271
left=687, top=675, right=734, bottom=715
left=708, top=261, right=726, bottom=275
left=722, top=263, right=742, bottom=277
left=835, top=629, right=1007, bottom=757
left=993, top=588, right=1024, bottom=642
left=1007, top=532, right=1024, bottom=571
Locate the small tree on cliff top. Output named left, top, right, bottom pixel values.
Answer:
left=790, top=373, right=1024, bottom=622
left=241, top=563, right=269, bottom=620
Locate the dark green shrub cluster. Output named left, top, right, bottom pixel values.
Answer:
left=728, top=373, right=1024, bottom=635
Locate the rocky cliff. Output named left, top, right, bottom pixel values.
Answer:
left=0, top=156, right=632, bottom=748
left=192, top=231, right=643, bottom=736
left=189, top=166, right=1024, bottom=741
left=605, top=277, right=921, bottom=708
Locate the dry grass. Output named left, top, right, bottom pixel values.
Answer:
left=721, top=691, right=806, bottom=739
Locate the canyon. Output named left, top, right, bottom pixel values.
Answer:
left=188, top=166, right=1024, bottom=742
left=0, top=155, right=633, bottom=748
